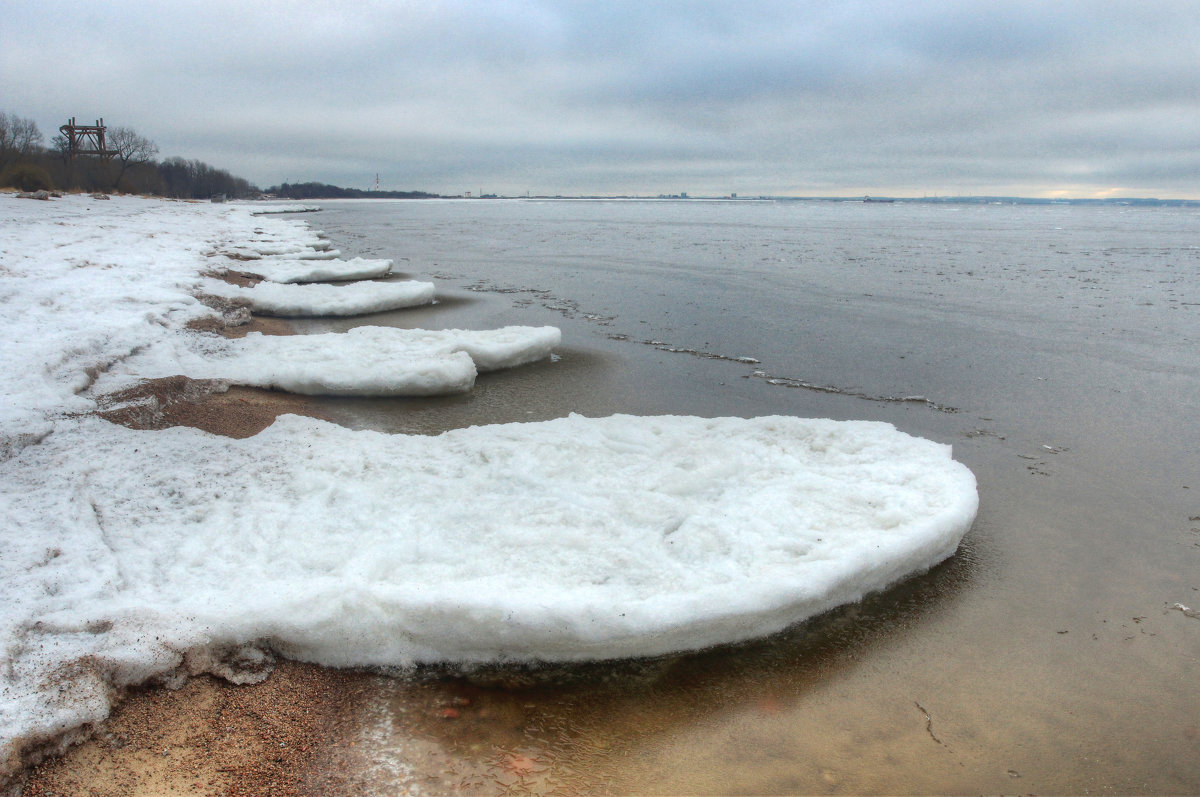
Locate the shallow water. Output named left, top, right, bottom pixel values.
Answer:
left=296, top=199, right=1199, bottom=793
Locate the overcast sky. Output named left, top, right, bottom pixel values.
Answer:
left=4, top=1, right=1199, bottom=197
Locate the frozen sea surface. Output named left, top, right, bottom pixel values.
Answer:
left=203, top=276, right=435, bottom=316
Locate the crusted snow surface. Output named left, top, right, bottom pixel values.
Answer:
left=203, top=277, right=435, bottom=316
left=110, top=325, right=564, bottom=396
left=0, top=412, right=977, bottom=769
left=0, top=193, right=315, bottom=449
left=238, top=256, right=394, bottom=283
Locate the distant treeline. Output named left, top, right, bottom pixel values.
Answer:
left=1, top=110, right=255, bottom=198
left=267, top=182, right=439, bottom=200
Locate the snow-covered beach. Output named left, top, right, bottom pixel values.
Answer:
left=0, top=194, right=979, bottom=786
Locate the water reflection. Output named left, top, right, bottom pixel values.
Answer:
left=325, top=547, right=979, bottom=795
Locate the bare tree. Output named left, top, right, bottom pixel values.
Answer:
left=51, top=133, right=71, bottom=163
left=0, top=111, right=44, bottom=168
left=108, top=126, right=159, bottom=190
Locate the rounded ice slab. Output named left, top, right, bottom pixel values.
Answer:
left=241, top=256, right=394, bottom=284
left=207, top=278, right=434, bottom=316
left=186, top=325, right=562, bottom=395
left=35, top=414, right=976, bottom=667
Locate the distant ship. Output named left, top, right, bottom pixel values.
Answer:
left=862, top=195, right=895, bottom=203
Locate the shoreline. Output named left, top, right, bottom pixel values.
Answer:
left=18, top=298, right=354, bottom=793
left=0, top=194, right=355, bottom=792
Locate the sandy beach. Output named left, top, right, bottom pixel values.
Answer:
left=10, top=253, right=351, bottom=794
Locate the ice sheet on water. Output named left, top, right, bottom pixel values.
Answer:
left=100, top=325, right=563, bottom=396
left=238, top=256, right=394, bottom=283
left=248, top=203, right=320, bottom=215
left=203, top=278, right=435, bottom=316
left=246, top=240, right=333, bottom=256
left=0, top=412, right=977, bottom=771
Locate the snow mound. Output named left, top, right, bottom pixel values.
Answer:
left=241, top=256, right=394, bottom=283
left=204, top=279, right=435, bottom=316
left=0, top=413, right=976, bottom=768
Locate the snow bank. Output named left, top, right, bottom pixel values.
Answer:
left=0, top=412, right=977, bottom=768
left=238, top=256, right=394, bottom=283
left=0, top=193, right=316, bottom=451
left=203, top=278, right=435, bottom=316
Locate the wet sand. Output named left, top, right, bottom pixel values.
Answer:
left=21, top=662, right=370, bottom=797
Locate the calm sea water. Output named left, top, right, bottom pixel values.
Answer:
left=297, top=199, right=1199, bottom=794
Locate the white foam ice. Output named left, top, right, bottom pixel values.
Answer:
left=0, top=412, right=977, bottom=769
left=203, top=278, right=435, bottom=316
left=238, top=256, right=394, bottom=283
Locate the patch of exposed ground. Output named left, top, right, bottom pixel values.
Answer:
left=20, top=662, right=375, bottom=797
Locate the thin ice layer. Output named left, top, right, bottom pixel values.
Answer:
left=0, top=412, right=977, bottom=766
left=239, top=256, right=394, bottom=283
left=204, top=278, right=435, bottom=316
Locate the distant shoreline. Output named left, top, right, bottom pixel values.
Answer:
left=268, top=191, right=1200, bottom=206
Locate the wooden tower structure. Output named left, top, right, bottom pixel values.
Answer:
left=59, top=117, right=112, bottom=160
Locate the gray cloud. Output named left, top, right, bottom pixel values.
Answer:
left=3, top=0, right=1198, bottom=196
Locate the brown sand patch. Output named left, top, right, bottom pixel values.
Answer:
left=207, top=269, right=265, bottom=288
left=109, top=299, right=318, bottom=437
left=95, top=376, right=330, bottom=439
left=186, top=313, right=293, bottom=339
left=21, top=662, right=375, bottom=797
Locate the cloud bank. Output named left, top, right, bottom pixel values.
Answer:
left=3, top=1, right=1198, bottom=196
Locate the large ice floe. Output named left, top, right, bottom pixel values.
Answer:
left=0, top=413, right=977, bottom=771
left=111, top=325, right=564, bottom=395
left=0, top=193, right=977, bottom=777
left=202, top=277, right=436, bottom=316
left=234, top=255, right=394, bottom=283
